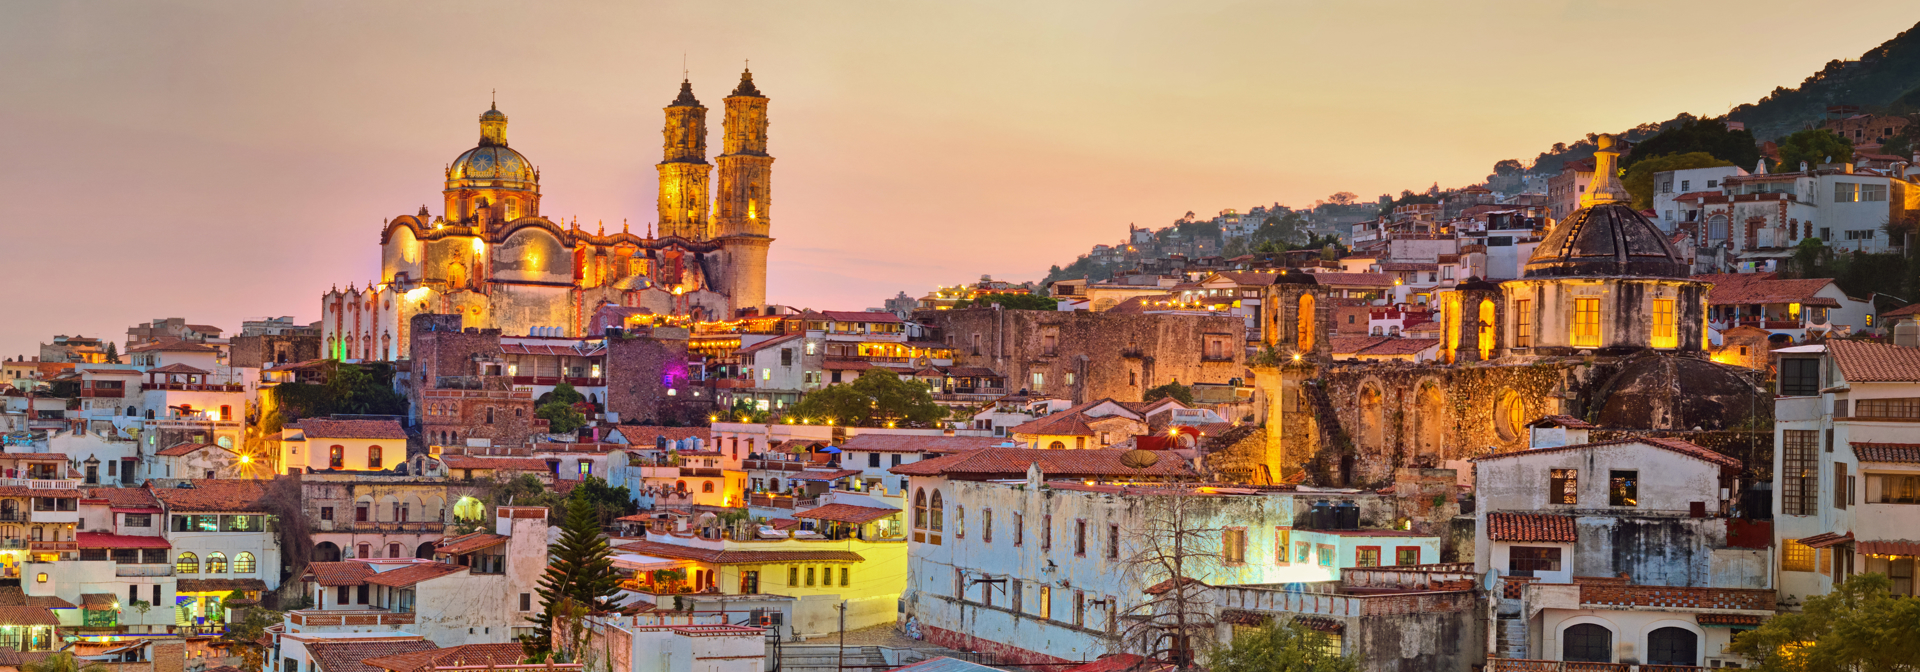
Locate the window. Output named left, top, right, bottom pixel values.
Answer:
left=233, top=552, right=256, bottom=573
left=1835, top=462, right=1849, bottom=510
left=1835, top=182, right=1860, bottom=203
left=1296, top=541, right=1310, bottom=563
left=788, top=566, right=799, bottom=586
left=357, top=543, right=370, bottom=559
left=1073, top=590, right=1085, bottom=626
left=1707, top=179, right=1718, bottom=188
left=1874, top=474, right=1920, bottom=504
left=1563, top=624, right=1611, bottom=663
left=954, top=506, right=965, bottom=538
left=1533, top=469, right=1578, bottom=508
left=1861, top=183, right=1887, bottom=202
left=982, top=509, right=993, bottom=543
left=1508, top=546, right=1562, bottom=574
left=1108, top=524, right=1120, bottom=559
left=805, top=567, right=816, bottom=587
left=1042, top=515, right=1053, bottom=551
left=1647, top=627, right=1698, bottom=666
left=1513, top=299, right=1531, bottom=347
left=702, top=481, right=714, bottom=493
left=929, top=491, right=944, bottom=532
left=1661, top=181, right=1672, bottom=194
left=329, top=445, right=344, bottom=469
left=1855, top=398, right=1920, bottom=419
left=387, top=543, right=401, bottom=558
left=124, top=513, right=151, bottom=527
left=868, top=453, right=880, bottom=468
left=1395, top=546, right=1421, bottom=566
left=1680, top=180, right=1690, bottom=192
left=1014, top=512, right=1024, bottom=546
left=1355, top=546, right=1380, bottom=567
left=1031, top=372, right=1044, bottom=391
left=1039, top=586, right=1051, bottom=619
left=1651, top=298, right=1676, bottom=348
left=175, top=552, right=198, bottom=574
left=1274, top=528, right=1290, bottom=565
left=1783, top=430, right=1819, bottom=516
left=1223, top=529, right=1247, bottom=564
left=913, top=489, right=927, bottom=530
left=1572, top=297, right=1601, bottom=347
left=1316, top=544, right=1335, bottom=567
left=320, top=507, right=334, bottom=521
left=891, top=454, right=902, bottom=466
left=1780, top=359, right=1820, bottom=396
left=1608, top=470, right=1638, bottom=506
left=1074, top=519, right=1088, bottom=556
left=840, top=568, right=850, bottom=587
left=355, top=504, right=369, bottom=522
left=520, top=593, right=532, bottom=611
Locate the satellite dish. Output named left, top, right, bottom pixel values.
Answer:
left=1121, top=449, right=1160, bottom=470
left=1483, top=567, right=1501, bottom=593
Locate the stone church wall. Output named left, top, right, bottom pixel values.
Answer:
left=919, top=309, right=1246, bottom=403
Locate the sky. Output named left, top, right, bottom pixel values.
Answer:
left=1, top=0, right=1916, bottom=357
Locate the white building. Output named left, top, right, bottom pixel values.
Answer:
left=150, top=479, right=282, bottom=629
left=1652, top=165, right=1749, bottom=231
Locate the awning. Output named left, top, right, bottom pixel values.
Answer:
left=1797, top=531, right=1854, bottom=548
left=77, top=532, right=170, bottom=550
left=110, top=507, right=164, bottom=514
left=1859, top=540, right=1920, bottom=556
left=794, top=503, right=901, bottom=525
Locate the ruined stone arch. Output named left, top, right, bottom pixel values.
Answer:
left=1357, top=383, right=1385, bottom=453
left=1414, top=379, right=1448, bottom=463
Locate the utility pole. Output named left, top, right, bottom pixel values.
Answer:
left=836, top=600, right=847, bottom=671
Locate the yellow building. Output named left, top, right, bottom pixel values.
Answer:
left=321, top=70, right=777, bottom=360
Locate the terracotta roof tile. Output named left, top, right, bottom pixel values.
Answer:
left=1883, top=303, right=1920, bottom=318
left=436, top=455, right=553, bottom=472
left=1854, top=443, right=1920, bottom=464
left=1472, top=436, right=1740, bottom=470
left=1858, top=540, right=1920, bottom=556
left=1698, top=273, right=1840, bottom=307
left=434, top=533, right=509, bottom=556
left=1487, top=512, right=1577, bottom=542
left=308, top=640, right=439, bottom=672
left=890, top=447, right=1195, bottom=478
left=362, top=643, right=525, bottom=672
left=146, top=363, right=212, bottom=375
left=80, top=593, right=116, bottom=609
left=157, top=442, right=228, bottom=457
left=1797, top=531, right=1853, bottom=548
left=835, top=434, right=1003, bottom=454
left=293, top=419, right=408, bottom=440
left=365, top=563, right=468, bottom=587
left=1357, top=338, right=1441, bottom=356
left=0, top=607, right=58, bottom=626
left=77, top=532, right=169, bottom=549
left=127, top=339, right=219, bottom=354
left=1331, top=336, right=1392, bottom=355
left=305, top=561, right=376, bottom=586
left=83, top=487, right=161, bottom=509
left=1828, top=339, right=1920, bottom=383
left=793, top=503, right=901, bottom=524
left=150, top=480, right=270, bottom=512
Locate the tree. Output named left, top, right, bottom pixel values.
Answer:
left=22, top=654, right=109, bottom=672
left=788, top=368, right=949, bottom=427
left=1623, top=117, right=1759, bottom=171
left=221, top=605, right=288, bottom=672
left=955, top=293, right=1057, bottom=310
left=103, top=342, right=120, bottom=364
left=1777, top=129, right=1854, bottom=172
left=1622, top=152, right=1735, bottom=209
left=528, top=492, right=623, bottom=658
left=1325, top=192, right=1358, bottom=206
left=537, top=401, right=587, bottom=435
left=726, top=398, right=771, bottom=424
left=1121, top=493, right=1223, bottom=670
left=569, top=476, right=638, bottom=526
left=1144, top=382, right=1194, bottom=405
left=1728, top=573, right=1920, bottom=670
left=543, top=381, right=586, bottom=407
left=1492, top=159, right=1525, bottom=176
left=1208, top=621, right=1360, bottom=672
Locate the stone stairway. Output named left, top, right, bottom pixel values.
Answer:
left=1495, top=615, right=1528, bottom=660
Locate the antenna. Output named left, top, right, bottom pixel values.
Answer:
left=491, top=89, right=496, bottom=108
left=683, top=53, right=688, bottom=81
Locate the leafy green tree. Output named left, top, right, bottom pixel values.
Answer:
left=789, top=369, right=948, bottom=427
left=22, top=653, right=110, bottom=672
left=528, top=492, right=623, bottom=657
left=1492, top=159, right=1525, bottom=176
left=1623, top=152, right=1736, bottom=208
left=1729, top=573, right=1920, bottom=670
left=537, top=401, right=587, bottom=435
left=1207, top=621, right=1359, bottom=672
left=542, top=381, right=586, bottom=407
left=955, top=293, right=1057, bottom=310
left=103, top=342, right=120, bottom=364
left=1623, top=117, right=1760, bottom=171
left=220, top=605, right=287, bottom=672
left=1777, top=129, right=1854, bottom=172
left=726, top=398, right=771, bottom=423
left=1143, top=382, right=1194, bottom=405
left=569, top=475, right=638, bottom=525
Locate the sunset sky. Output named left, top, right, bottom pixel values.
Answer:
left=2, top=0, right=1916, bottom=356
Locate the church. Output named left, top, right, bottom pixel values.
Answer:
left=320, top=70, right=775, bottom=361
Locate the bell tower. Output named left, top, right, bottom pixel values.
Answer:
left=715, top=68, right=774, bottom=314
left=656, top=80, right=712, bottom=240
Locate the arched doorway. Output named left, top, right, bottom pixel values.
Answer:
left=1647, top=627, right=1697, bottom=665
left=1358, top=386, right=1384, bottom=452
left=417, top=542, right=437, bottom=559
left=1563, top=623, right=1611, bottom=662
left=313, top=541, right=341, bottom=562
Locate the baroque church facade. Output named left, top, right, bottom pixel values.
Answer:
left=320, top=70, right=775, bottom=361
left=1236, top=135, right=1768, bottom=488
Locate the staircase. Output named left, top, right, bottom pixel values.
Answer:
left=773, top=645, right=892, bottom=672
left=1495, top=615, right=1529, bottom=660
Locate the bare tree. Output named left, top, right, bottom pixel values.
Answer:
left=1119, top=490, right=1225, bottom=670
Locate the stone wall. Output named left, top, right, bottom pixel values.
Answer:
left=229, top=334, right=321, bottom=368
left=603, top=330, right=711, bottom=425
left=917, top=308, right=1246, bottom=403
left=1350, top=605, right=1483, bottom=672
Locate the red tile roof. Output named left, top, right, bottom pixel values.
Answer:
left=1854, top=443, right=1920, bottom=464
left=737, top=334, right=803, bottom=355
left=83, top=487, right=161, bottom=509
left=435, top=532, right=509, bottom=556
left=150, top=480, right=270, bottom=512
left=80, top=593, right=116, bottom=609
left=365, top=563, right=468, bottom=587
left=294, top=419, right=408, bottom=440
left=77, top=532, right=169, bottom=549
left=1828, top=339, right=1920, bottom=383
left=1061, top=654, right=1174, bottom=672
left=437, top=455, right=553, bottom=472
left=613, top=540, right=864, bottom=565
left=307, top=640, right=439, bottom=672
left=146, top=363, right=212, bottom=375
left=1797, top=531, right=1853, bottom=548
left=794, top=503, right=901, bottom=525
left=1009, top=412, right=1097, bottom=437
left=1858, top=540, right=1920, bottom=556
left=791, top=469, right=863, bottom=481
left=836, top=434, right=1004, bottom=454
left=1697, top=273, right=1841, bottom=307
left=1487, top=512, right=1577, bottom=542
left=1331, top=336, right=1392, bottom=355
left=1528, top=415, right=1596, bottom=429
left=305, top=562, right=376, bottom=586
left=0, top=486, right=85, bottom=498
left=1471, top=437, right=1740, bottom=470
left=820, top=311, right=902, bottom=324
left=1356, top=338, right=1441, bottom=356
left=890, top=447, right=1195, bottom=478
left=1883, top=303, right=1920, bottom=318
left=156, top=442, right=229, bottom=457
left=128, top=339, right=219, bottom=354
left=362, top=644, right=526, bottom=672
left=0, top=607, right=58, bottom=626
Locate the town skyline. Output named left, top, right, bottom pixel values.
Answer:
left=3, top=0, right=1916, bottom=354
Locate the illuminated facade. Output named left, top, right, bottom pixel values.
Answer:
left=321, top=71, right=775, bottom=360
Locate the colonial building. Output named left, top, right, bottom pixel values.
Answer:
left=320, top=70, right=777, bottom=360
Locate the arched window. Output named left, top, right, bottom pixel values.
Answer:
left=356, top=543, right=371, bottom=559
left=387, top=543, right=401, bottom=558
left=930, top=490, right=945, bottom=532
left=1563, top=623, right=1612, bottom=662
left=676, top=481, right=688, bottom=493
left=702, top=481, right=715, bottom=493
left=914, top=488, right=927, bottom=529
left=329, top=445, right=345, bottom=469
left=1297, top=293, right=1316, bottom=351
left=1048, top=441, right=1067, bottom=450
left=1477, top=299, right=1496, bottom=360
left=368, top=445, right=383, bottom=470
left=232, top=552, right=256, bottom=573
left=1647, top=627, right=1698, bottom=665
left=175, top=552, right=199, bottom=574
left=206, top=552, right=227, bottom=573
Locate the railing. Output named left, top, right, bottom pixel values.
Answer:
left=0, top=512, right=25, bottom=523
left=509, top=376, right=605, bottom=387
left=116, top=564, right=174, bottom=577
left=685, top=467, right=724, bottom=478
left=80, top=389, right=125, bottom=398
left=743, top=460, right=811, bottom=473
left=331, top=521, right=447, bottom=533
left=1214, top=584, right=1476, bottom=618
left=0, top=478, right=81, bottom=490
left=0, top=539, right=22, bottom=549
left=1735, top=319, right=1803, bottom=329
left=288, top=609, right=416, bottom=626
left=175, top=625, right=229, bottom=636
left=1341, top=564, right=1478, bottom=591
left=747, top=494, right=819, bottom=510
left=1578, top=583, right=1775, bottom=611
left=1490, top=662, right=1703, bottom=672
left=140, top=383, right=245, bottom=392
left=30, top=541, right=77, bottom=552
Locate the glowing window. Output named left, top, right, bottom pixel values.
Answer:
left=1513, top=299, right=1532, bottom=348
left=1651, top=299, right=1677, bottom=349
left=1572, top=297, right=1601, bottom=348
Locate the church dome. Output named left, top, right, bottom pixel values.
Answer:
left=1523, top=134, right=1687, bottom=279
left=448, top=104, right=537, bottom=187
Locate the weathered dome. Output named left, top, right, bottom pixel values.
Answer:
left=1590, top=353, right=1766, bottom=430
left=449, top=145, right=536, bottom=185
left=1522, top=203, right=1689, bottom=279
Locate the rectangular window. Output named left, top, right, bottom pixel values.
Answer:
left=124, top=513, right=151, bottom=527
left=1014, top=512, right=1024, bottom=546
left=1222, top=528, right=1247, bottom=564
left=1550, top=469, right=1578, bottom=505
left=1042, top=515, right=1052, bottom=551
left=1395, top=546, right=1421, bottom=566
left=1031, top=372, right=1045, bottom=391
left=320, top=507, right=334, bottom=521
left=1836, top=462, right=1850, bottom=510
left=1861, top=183, right=1887, bottom=202
left=1107, top=524, right=1120, bottom=559
left=1855, top=398, right=1920, bottom=419
left=805, top=567, right=816, bottom=587
left=1651, top=298, right=1677, bottom=348
left=840, top=567, right=850, bottom=587
left=789, top=566, right=799, bottom=587
left=1514, top=299, right=1531, bottom=347
left=1780, top=358, right=1821, bottom=396
left=1073, top=590, right=1085, bottom=627
left=1355, top=546, right=1380, bottom=567
left=1317, top=544, right=1335, bottom=567
left=1296, top=541, right=1311, bottom=563
left=1782, top=539, right=1815, bottom=571
left=1835, top=182, right=1860, bottom=203
left=1680, top=180, right=1691, bottom=192
left=519, top=593, right=531, bottom=611
left=1074, top=520, right=1087, bottom=556
left=1275, top=528, right=1291, bottom=565
left=1783, top=430, right=1819, bottom=516
left=983, top=509, right=993, bottom=543
left=1508, top=546, right=1562, bottom=574
left=1609, top=470, right=1638, bottom=506
left=1874, top=474, right=1920, bottom=504
left=1572, top=297, right=1601, bottom=347
left=1039, top=586, right=1051, bottom=619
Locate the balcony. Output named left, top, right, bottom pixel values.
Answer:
left=288, top=609, right=416, bottom=627
left=329, top=521, right=447, bottom=534
left=30, top=540, right=78, bottom=553
left=79, top=389, right=125, bottom=398
left=140, top=383, right=245, bottom=392
left=1214, top=582, right=1476, bottom=618
left=742, top=460, right=810, bottom=473
left=115, top=564, right=174, bottom=577
left=509, top=376, right=604, bottom=387
left=0, top=478, right=81, bottom=490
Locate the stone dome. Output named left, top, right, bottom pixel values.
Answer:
left=1522, top=202, right=1689, bottom=279
left=1591, top=353, right=1766, bottom=430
